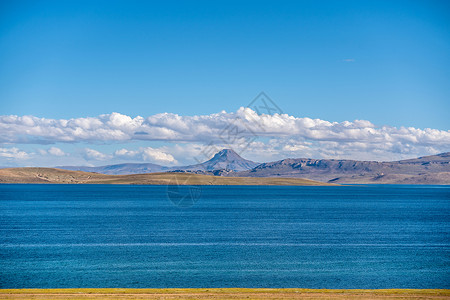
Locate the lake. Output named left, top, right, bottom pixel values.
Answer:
left=0, top=184, right=449, bottom=288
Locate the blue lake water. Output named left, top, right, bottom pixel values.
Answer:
left=0, top=184, right=449, bottom=288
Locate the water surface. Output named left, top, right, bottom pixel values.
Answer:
left=0, top=184, right=449, bottom=288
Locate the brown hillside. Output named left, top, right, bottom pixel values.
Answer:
left=0, top=168, right=334, bottom=186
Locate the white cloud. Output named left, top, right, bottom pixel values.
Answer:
left=114, top=147, right=177, bottom=164
left=47, top=147, right=65, bottom=156
left=83, top=148, right=110, bottom=161
left=142, top=148, right=177, bottom=164
left=114, top=148, right=138, bottom=159
left=0, top=147, right=29, bottom=160
left=0, top=109, right=448, bottom=163
left=283, top=144, right=310, bottom=152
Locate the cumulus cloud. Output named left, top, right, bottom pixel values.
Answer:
left=38, top=147, right=66, bottom=156
left=114, top=147, right=177, bottom=164
left=48, top=147, right=65, bottom=156
left=0, top=147, right=29, bottom=160
left=83, top=148, right=110, bottom=161
left=0, top=109, right=448, bottom=162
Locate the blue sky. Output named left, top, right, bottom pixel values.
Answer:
left=0, top=0, right=449, bottom=166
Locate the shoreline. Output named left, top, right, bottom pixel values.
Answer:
left=1, top=288, right=449, bottom=299
left=0, top=168, right=336, bottom=186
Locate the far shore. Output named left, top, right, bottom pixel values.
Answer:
left=0, top=167, right=336, bottom=186
left=0, top=288, right=449, bottom=299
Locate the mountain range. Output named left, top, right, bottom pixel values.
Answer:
left=232, top=152, right=450, bottom=184
left=58, top=149, right=450, bottom=184
left=58, top=162, right=169, bottom=175
left=59, top=149, right=257, bottom=175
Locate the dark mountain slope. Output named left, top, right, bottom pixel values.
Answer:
left=231, top=152, right=450, bottom=184
left=58, top=163, right=169, bottom=175
left=174, top=149, right=259, bottom=172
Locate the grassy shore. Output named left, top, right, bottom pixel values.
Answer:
left=0, top=167, right=335, bottom=185
left=0, top=289, right=449, bottom=299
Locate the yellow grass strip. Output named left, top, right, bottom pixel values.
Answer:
left=0, top=288, right=449, bottom=299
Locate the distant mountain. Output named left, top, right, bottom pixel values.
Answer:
left=56, top=150, right=450, bottom=184
left=175, top=149, right=260, bottom=172
left=58, top=149, right=259, bottom=175
left=58, top=163, right=169, bottom=175
left=231, top=152, right=450, bottom=184
left=0, top=167, right=332, bottom=186
left=397, top=152, right=450, bottom=164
